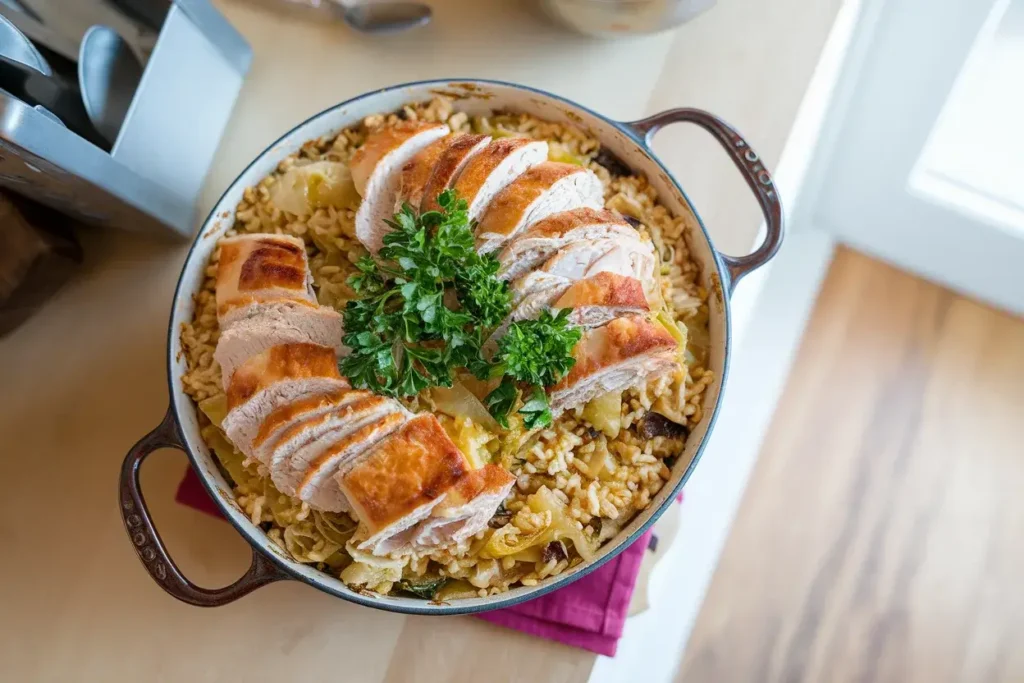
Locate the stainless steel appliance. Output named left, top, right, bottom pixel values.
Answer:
left=0, top=0, right=251, bottom=238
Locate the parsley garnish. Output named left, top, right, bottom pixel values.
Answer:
left=484, top=309, right=583, bottom=429
left=339, top=189, right=579, bottom=430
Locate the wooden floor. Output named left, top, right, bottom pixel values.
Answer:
left=677, top=248, right=1024, bottom=683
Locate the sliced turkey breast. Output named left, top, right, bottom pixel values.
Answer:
left=352, top=121, right=450, bottom=254
left=393, top=135, right=451, bottom=212
left=251, top=389, right=371, bottom=466
left=222, top=343, right=348, bottom=455
left=509, top=235, right=655, bottom=311
left=216, top=234, right=316, bottom=325
left=533, top=234, right=656, bottom=288
left=297, top=410, right=411, bottom=513
left=419, top=133, right=490, bottom=213
left=474, top=162, right=604, bottom=254
left=496, top=208, right=637, bottom=281
left=510, top=270, right=570, bottom=309
left=548, top=315, right=679, bottom=417
left=268, top=395, right=402, bottom=496
left=410, top=464, right=515, bottom=551
left=215, top=302, right=343, bottom=388
left=553, top=272, right=650, bottom=327
left=486, top=272, right=649, bottom=353
left=541, top=235, right=654, bottom=282
left=452, top=138, right=548, bottom=222
left=339, top=414, right=470, bottom=556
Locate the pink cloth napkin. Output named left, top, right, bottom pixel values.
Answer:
left=176, top=468, right=666, bottom=656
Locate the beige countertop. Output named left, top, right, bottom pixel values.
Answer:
left=0, top=1, right=839, bottom=680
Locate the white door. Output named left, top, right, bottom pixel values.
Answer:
left=811, top=0, right=1024, bottom=315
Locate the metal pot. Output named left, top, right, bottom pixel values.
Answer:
left=540, top=0, right=716, bottom=37
left=118, top=79, right=783, bottom=614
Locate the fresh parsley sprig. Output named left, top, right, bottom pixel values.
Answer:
left=339, top=189, right=580, bottom=430
left=340, top=190, right=510, bottom=398
left=485, top=309, right=583, bottom=429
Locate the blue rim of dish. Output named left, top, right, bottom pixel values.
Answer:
left=165, top=78, right=733, bottom=615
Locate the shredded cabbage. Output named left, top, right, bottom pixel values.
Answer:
left=430, top=382, right=500, bottom=432
left=548, top=142, right=584, bottom=166
left=439, top=414, right=495, bottom=469
left=284, top=520, right=341, bottom=563
left=528, top=487, right=596, bottom=562
left=270, top=161, right=357, bottom=216
left=340, top=544, right=405, bottom=587
left=481, top=522, right=553, bottom=559
left=582, top=391, right=622, bottom=439
left=198, top=394, right=227, bottom=428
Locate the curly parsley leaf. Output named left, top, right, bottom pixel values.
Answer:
left=340, top=189, right=579, bottom=414
left=341, top=190, right=510, bottom=398
left=484, top=309, right=581, bottom=429
left=498, top=308, right=582, bottom=387
left=485, top=377, right=519, bottom=430
left=518, top=385, right=553, bottom=430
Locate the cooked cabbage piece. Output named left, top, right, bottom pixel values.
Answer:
left=582, top=390, right=622, bottom=439
left=578, top=442, right=618, bottom=480
left=198, top=394, right=228, bottom=428
left=201, top=424, right=247, bottom=485
left=481, top=522, right=552, bottom=559
left=528, top=487, right=597, bottom=562
left=439, top=414, right=495, bottom=469
left=284, top=520, right=341, bottom=563
left=548, top=142, right=584, bottom=166
left=270, top=161, right=358, bottom=216
left=340, top=545, right=404, bottom=587
left=431, top=382, right=500, bottom=432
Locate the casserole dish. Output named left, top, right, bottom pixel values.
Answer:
left=119, top=78, right=783, bottom=614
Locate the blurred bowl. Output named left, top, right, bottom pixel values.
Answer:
left=540, top=0, right=716, bottom=37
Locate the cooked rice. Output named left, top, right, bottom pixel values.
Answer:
left=180, top=97, right=714, bottom=598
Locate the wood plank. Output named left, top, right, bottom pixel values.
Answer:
left=383, top=617, right=595, bottom=683
left=676, top=247, right=1024, bottom=683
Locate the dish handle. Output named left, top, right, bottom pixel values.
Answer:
left=119, top=406, right=289, bottom=606
left=626, top=108, right=784, bottom=294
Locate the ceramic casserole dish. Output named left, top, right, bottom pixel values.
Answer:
left=118, top=79, right=783, bottom=614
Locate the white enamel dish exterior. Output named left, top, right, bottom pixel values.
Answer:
left=120, top=79, right=783, bottom=614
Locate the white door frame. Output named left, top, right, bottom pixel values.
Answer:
left=804, top=0, right=1024, bottom=315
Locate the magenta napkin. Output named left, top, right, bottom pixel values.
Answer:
left=176, top=467, right=663, bottom=656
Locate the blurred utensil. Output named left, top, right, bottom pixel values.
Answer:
left=104, top=0, right=167, bottom=35
left=0, top=11, right=50, bottom=74
left=0, top=1, right=77, bottom=61
left=77, top=24, right=142, bottom=146
left=0, top=0, right=40, bottom=22
left=337, top=2, right=431, bottom=33
left=0, top=13, right=65, bottom=126
left=331, top=1, right=431, bottom=34
left=0, top=54, right=105, bottom=144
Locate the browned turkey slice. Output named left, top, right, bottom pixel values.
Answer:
left=409, top=464, right=515, bottom=552
left=251, top=389, right=371, bottom=466
left=352, top=121, right=450, bottom=253
left=296, top=410, right=411, bottom=512
left=474, top=162, right=604, bottom=254
left=495, top=207, right=637, bottom=281
left=451, top=137, right=548, bottom=222
left=215, top=234, right=316, bottom=326
left=221, top=343, right=349, bottom=455
left=339, top=414, right=471, bottom=556
left=215, top=301, right=343, bottom=389
left=393, top=135, right=452, bottom=212
left=268, top=395, right=403, bottom=497
left=419, top=133, right=491, bottom=213
left=548, top=315, right=679, bottom=417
